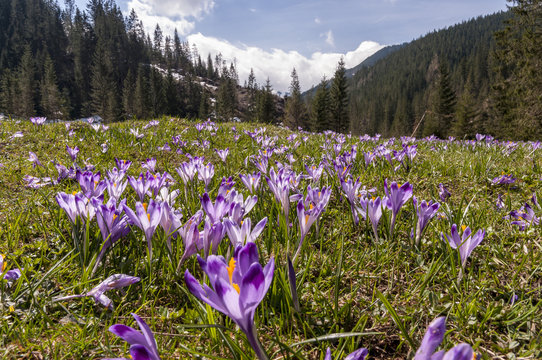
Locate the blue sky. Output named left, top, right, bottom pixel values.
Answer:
left=74, top=0, right=508, bottom=92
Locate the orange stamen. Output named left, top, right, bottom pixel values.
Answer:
left=227, top=258, right=240, bottom=293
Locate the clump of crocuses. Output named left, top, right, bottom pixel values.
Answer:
left=184, top=242, right=274, bottom=360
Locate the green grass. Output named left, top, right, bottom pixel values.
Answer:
left=0, top=117, right=541, bottom=359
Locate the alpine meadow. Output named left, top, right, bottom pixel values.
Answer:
left=0, top=1, right=541, bottom=360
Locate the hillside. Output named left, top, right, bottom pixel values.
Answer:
left=347, top=11, right=511, bottom=137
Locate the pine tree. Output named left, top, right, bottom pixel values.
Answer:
left=216, top=66, right=237, bottom=121
left=284, top=68, right=307, bottom=130
left=17, top=45, right=36, bottom=117
left=246, top=68, right=257, bottom=121
left=329, top=57, right=349, bottom=133
left=491, top=0, right=542, bottom=139
left=134, top=64, right=149, bottom=119
left=199, top=89, right=210, bottom=119
left=436, top=60, right=456, bottom=136
left=122, top=69, right=136, bottom=118
left=453, top=77, right=478, bottom=138
left=0, top=69, right=16, bottom=115
left=257, top=79, right=274, bottom=124
left=310, top=76, right=330, bottom=132
left=164, top=70, right=179, bottom=116
left=40, top=54, right=67, bottom=119
left=149, top=67, right=165, bottom=116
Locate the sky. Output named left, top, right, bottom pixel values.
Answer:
left=74, top=0, right=508, bottom=92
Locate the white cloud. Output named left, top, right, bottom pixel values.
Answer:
left=126, top=0, right=214, bottom=36
left=187, top=33, right=385, bottom=93
left=323, top=30, right=335, bottom=47
left=314, top=17, right=321, bottom=24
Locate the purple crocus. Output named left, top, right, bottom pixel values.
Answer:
left=124, top=200, right=162, bottom=258
left=414, top=317, right=475, bottom=360
left=201, top=192, right=229, bottom=224
left=438, top=184, right=451, bottom=202
left=224, top=217, right=268, bottom=247
left=491, top=173, right=516, bottom=185
left=115, top=158, right=132, bottom=173
left=239, top=172, right=262, bottom=194
left=77, top=170, right=106, bottom=198
left=215, top=148, right=230, bottom=162
left=30, top=117, right=46, bottom=125
left=184, top=243, right=274, bottom=360
left=201, top=219, right=226, bottom=258
left=508, top=204, right=539, bottom=230
left=56, top=191, right=97, bottom=224
left=384, top=180, right=413, bottom=238
left=305, top=163, right=324, bottom=183
left=367, top=196, right=383, bottom=242
left=341, top=176, right=363, bottom=225
left=413, top=197, right=440, bottom=246
left=442, top=224, right=485, bottom=268
left=197, top=162, right=215, bottom=188
left=106, top=313, right=161, bottom=360
left=141, top=158, right=157, bottom=173
left=0, top=254, right=22, bottom=283
left=66, top=145, right=79, bottom=162
left=159, top=202, right=183, bottom=250
left=54, top=274, right=140, bottom=309
left=128, top=174, right=152, bottom=202
left=27, top=151, right=42, bottom=168
left=93, top=199, right=131, bottom=272
left=176, top=161, right=197, bottom=184
left=105, top=179, right=127, bottom=201
left=324, top=347, right=369, bottom=360
left=176, top=211, right=204, bottom=270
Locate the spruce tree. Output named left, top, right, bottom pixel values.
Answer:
left=134, top=64, right=149, bottom=119
left=329, top=57, right=348, bottom=133
left=436, top=60, right=456, bottom=136
left=284, top=68, right=307, bottom=130
left=18, top=45, right=36, bottom=118
left=40, top=54, right=67, bottom=119
left=491, top=0, right=542, bottom=139
left=122, top=69, right=136, bottom=118
left=310, top=76, right=330, bottom=132
left=257, top=79, right=274, bottom=124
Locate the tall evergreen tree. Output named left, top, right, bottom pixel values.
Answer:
left=491, top=0, right=542, bottom=139
left=122, top=69, right=136, bottom=118
left=329, top=58, right=349, bottom=133
left=257, top=79, right=274, bottom=124
left=17, top=45, right=36, bottom=117
left=284, top=68, right=307, bottom=129
left=134, top=64, right=149, bottom=119
left=310, top=76, right=330, bottom=132
left=40, top=54, right=68, bottom=119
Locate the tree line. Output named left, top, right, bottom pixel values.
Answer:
left=0, top=0, right=281, bottom=123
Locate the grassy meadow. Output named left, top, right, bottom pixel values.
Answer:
left=0, top=117, right=540, bottom=359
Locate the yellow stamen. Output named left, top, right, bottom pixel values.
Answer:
left=309, top=203, right=314, bottom=210
left=113, top=214, right=118, bottom=221
left=372, top=196, right=376, bottom=201
left=147, top=213, right=150, bottom=222
left=113, top=182, right=117, bottom=187
left=9, top=305, right=14, bottom=312
left=227, top=258, right=241, bottom=293
left=318, top=191, right=321, bottom=197
left=72, top=191, right=77, bottom=196
left=461, top=225, right=467, bottom=232
left=305, top=214, right=309, bottom=224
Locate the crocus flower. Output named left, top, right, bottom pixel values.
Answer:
left=124, top=200, right=162, bottom=258
left=176, top=161, right=197, bottom=184
left=93, top=199, right=131, bottom=272
left=491, top=173, right=516, bottom=185
left=201, top=219, right=225, bottom=258
left=201, top=192, right=229, bottom=224
left=293, top=199, right=322, bottom=261
left=56, top=191, right=98, bottom=224
left=176, top=211, right=204, bottom=270
left=266, top=167, right=292, bottom=221
left=105, top=179, right=127, bottom=201
left=507, top=204, right=539, bottom=230
left=442, top=224, right=485, bottom=268
left=367, top=196, right=383, bottom=242
left=324, top=347, right=369, bottom=360
left=0, top=254, right=22, bottom=282
left=197, top=162, right=215, bottom=188
left=66, top=145, right=79, bottom=162
left=27, top=151, right=42, bottom=168
left=184, top=243, right=274, bottom=360
left=414, top=317, right=475, bottom=360
left=305, top=163, right=324, bottom=183
left=128, top=173, right=152, bottom=202
left=30, top=117, right=46, bottom=125
left=384, top=180, right=413, bottom=238
left=239, top=172, right=262, bottom=194
left=159, top=202, right=183, bottom=250
left=413, top=197, right=440, bottom=246
left=341, top=176, right=363, bottom=225
left=224, top=217, right=267, bottom=247
left=115, top=158, right=132, bottom=173
left=54, top=274, right=140, bottom=309
left=106, top=313, right=161, bottom=360
left=77, top=170, right=106, bottom=198
left=215, top=148, right=229, bottom=162
left=142, top=158, right=157, bottom=173
left=438, top=184, right=451, bottom=202
left=227, top=191, right=258, bottom=224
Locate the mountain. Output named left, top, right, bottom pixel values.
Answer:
left=344, top=44, right=404, bottom=78
left=302, top=45, right=402, bottom=99
left=347, top=11, right=511, bottom=137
